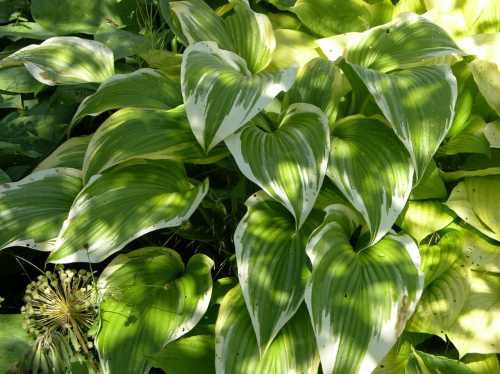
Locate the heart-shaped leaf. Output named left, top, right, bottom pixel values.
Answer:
left=305, top=204, right=424, bottom=374
left=327, top=115, right=413, bottom=246
left=96, top=248, right=214, bottom=374
left=0, top=168, right=82, bottom=251
left=225, top=103, right=329, bottom=229
left=338, top=59, right=458, bottom=182
left=181, top=41, right=298, bottom=152
left=234, top=191, right=324, bottom=353
left=47, top=160, right=208, bottom=263
left=215, top=285, right=320, bottom=374
left=82, top=106, right=229, bottom=184
left=0, top=37, right=114, bottom=85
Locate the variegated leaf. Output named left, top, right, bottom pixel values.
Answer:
left=225, top=103, right=329, bottom=229
left=33, top=135, right=92, bottom=172
left=181, top=41, right=298, bottom=152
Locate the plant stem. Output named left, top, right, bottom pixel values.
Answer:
left=69, top=315, right=100, bottom=374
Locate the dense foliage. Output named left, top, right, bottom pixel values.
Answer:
left=1, top=0, right=500, bottom=373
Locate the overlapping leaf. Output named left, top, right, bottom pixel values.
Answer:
left=33, top=135, right=92, bottom=172
left=0, top=37, right=114, bottom=85
left=97, top=247, right=213, bottom=374
left=215, top=285, right=319, bottom=374
left=0, top=168, right=82, bottom=251
left=327, top=115, right=413, bottom=246
left=181, top=41, right=298, bottom=152
left=225, top=103, right=329, bottom=229
left=234, top=191, right=324, bottom=353
left=47, top=160, right=208, bottom=263
left=70, top=68, right=183, bottom=131
left=339, top=59, right=458, bottom=181
left=82, top=106, right=229, bottom=184
left=305, top=204, right=424, bottom=374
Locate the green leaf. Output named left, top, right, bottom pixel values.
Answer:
left=47, top=160, right=208, bottom=263
left=447, top=270, right=500, bottom=357
left=437, top=116, right=491, bottom=157
left=469, top=59, right=500, bottom=117
left=215, top=286, right=320, bottom=373
left=406, top=350, right=475, bottom=374
left=394, top=0, right=426, bottom=14
left=96, top=248, right=214, bottom=374
left=371, top=0, right=395, bottom=27
left=0, top=93, right=22, bottom=109
left=226, top=103, right=329, bottom=229
left=82, top=107, right=229, bottom=184
left=170, top=0, right=275, bottom=73
left=234, top=191, right=324, bottom=353
left=33, top=135, right=92, bottom=172
left=0, top=21, right=55, bottom=40
left=420, top=230, right=464, bottom=287
left=459, top=223, right=500, bottom=273
left=69, top=68, right=182, bottom=132
left=0, top=168, right=82, bottom=251
left=372, top=339, right=412, bottom=374
left=462, top=353, right=500, bottom=374
left=339, top=59, right=458, bottom=182
left=270, top=29, right=320, bottom=70
left=327, top=115, right=413, bottom=246
left=305, top=204, right=424, bottom=374
left=284, top=57, right=342, bottom=127
left=343, top=12, right=467, bottom=72
left=181, top=41, right=298, bottom=152
left=485, top=120, right=500, bottom=148
left=292, top=0, right=371, bottom=37
left=145, top=335, right=215, bottom=374
left=406, top=255, right=471, bottom=339
left=31, top=0, right=138, bottom=35
left=410, top=159, right=447, bottom=200
left=0, top=66, right=44, bottom=93
left=0, top=169, right=10, bottom=184
left=0, top=315, right=33, bottom=372
left=397, top=200, right=456, bottom=244
left=0, top=37, right=115, bottom=85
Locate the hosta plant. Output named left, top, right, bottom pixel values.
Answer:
left=0, top=0, right=500, bottom=374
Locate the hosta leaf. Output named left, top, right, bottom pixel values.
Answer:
left=31, top=0, right=138, bottom=35
left=327, top=115, right=413, bottom=246
left=291, top=0, right=371, bottom=37
left=316, top=32, right=361, bottom=61
left=0, top=168, right=82, bottom=251
left=1, top=37, right=114, bottom=85
left=47, top=160, right=208, bottom=263
left=396, top=200, right=456, bottom=244
left=343, top=12, right=466, bottom=72
left=225, top=103, right=329, bottom=229
left=181, top=41, right=298, bottom=152
left=0, top=66, right=44, bottom=93
left=465, top=176, right=500, bottom=237
left=284, top=57, right=342, bottom=127
left=394, top=0, right=426, bottom=14
left=462, top=353, right=500, bottom=374
left=371, top=0, right=395, bottom=27
left=82, top=106, right=229, bottom=184
left=485, top=120, right=500, bottom=148
left=406, top=350, right=475, bottom=374
left=234, top=191, right=324, bottom=353
left=372, top=339, right=412, bottom=374
left=33, top=135, right=92, bottom=172
left=96, top=248, right=213, bottom=374
left=170, top=0, right=275, bottom=73
left=70, top=68, right=183, bottom=131
left=420, top=230, right=464, bottom=287
left=270, top=29, right=320, bottom=70
left=0, top=22, right=55, bottom=40
left=447, top=270, right=500, bottom=357
left=459, top=223, right=500, bottom=273
left=445, top=181, right=500, bottom=241
left=339, top=59, right=457, bottom=182
left=436, top=116, right=491, bottom=157
left=406, top=255, right=471, bottom=339
left=469, top=59, right=500, bottom=116
left=215, top=286, right=319, bottom=374
left=305, top=204, right=424, bottom=374
left=144, top=335, right=215, bottom=374
left=409, top=159, right=447, bottom=200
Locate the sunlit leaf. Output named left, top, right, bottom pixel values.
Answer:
left=305, top=204, right=424, bottom=374
left=96, top=248, right=213, bottom=374
left=0, top=168, right=82, bottom=251
left=458, top=223, right=500, bottom=273
left=270, top=29, right=319, bottom=70
left=181, top=41, right=297, bottom=152
left=225, top=103, right=329, bottom=229
left=47, top=160, right=208, bottom=263
left=406, top=349, right=475, bottom=374
left=462, top=353, right=500, bottom=374
left=410, top=159, right=447, bottom=200
left=33, top=135, right=92, bottom=172
left=437, top=116, right=491, bottom=157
